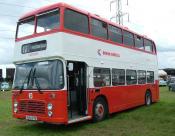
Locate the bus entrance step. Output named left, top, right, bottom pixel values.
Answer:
left=68, top=116, right=91, bottom=124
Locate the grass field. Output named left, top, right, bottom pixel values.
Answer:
left=1, top=87, right=175, bottom=136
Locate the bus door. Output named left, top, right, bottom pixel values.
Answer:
left=67, top=61, right=87, bottom=119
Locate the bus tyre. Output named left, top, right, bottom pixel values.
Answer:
left=93, top=97, right=108, bottom=122
left=145, top=91, right=152, bottom=106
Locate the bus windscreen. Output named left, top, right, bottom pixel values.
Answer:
left=13, top=60, right=64, bottom=90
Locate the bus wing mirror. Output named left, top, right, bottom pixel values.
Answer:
left=68, top=63, right=74, bottom=71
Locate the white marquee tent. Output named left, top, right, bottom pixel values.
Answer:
left=158, top=70, right=167, bottom=78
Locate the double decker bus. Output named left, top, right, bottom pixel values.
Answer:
left=12, top=3, right=159, bottom=124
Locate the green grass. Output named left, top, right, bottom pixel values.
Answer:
left=1, top=87, right=175, bottom=136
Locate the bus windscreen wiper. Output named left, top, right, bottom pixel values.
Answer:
left=32, top=68, right=43, bottom=94
left=20, top=68, right=33, bottom=94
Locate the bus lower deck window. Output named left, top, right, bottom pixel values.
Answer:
left=138, top=70, right=146, bottom=84
left=126, top=70, right=137, bottom=85
left=112, top=69, right=125, bottom=85
left=93, top=68, right=111, bottom=87
left=147, top=71, right=154, bottom=83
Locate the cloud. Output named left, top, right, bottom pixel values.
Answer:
left=157, top=52, right=175, bottom=69
left=157, top=47, right=175, bottom=53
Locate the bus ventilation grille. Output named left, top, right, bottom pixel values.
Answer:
left=19, top=100, right=46, bottom=114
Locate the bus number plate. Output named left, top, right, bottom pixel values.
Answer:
left=26, top=115, right=37, bottom=121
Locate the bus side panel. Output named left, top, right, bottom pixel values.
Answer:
left=88, top=87, right=139, bottom=114
left=107, top=87, right=126, bottom=112
left=87, top=89, right=94, bottom=117
left=125, top=85, right=145, bottom=107
left=106, top=86, right=146, bottom=113
left=88, top=84, right=159, bottom=115
left=150, top=80, right=159, bottom=102
left=155, top=80, right=160, bottom=101
left=88, top=87, right=137, bottom=114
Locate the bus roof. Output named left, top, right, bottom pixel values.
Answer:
left=19, top=2, right=153, bottom=41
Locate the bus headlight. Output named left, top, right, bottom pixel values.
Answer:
left=14, top=101, right=18, bottom=113
left=14, top=107, right=18, bottom=113
left=14, top=101, right=18, bottom=108
left=47, top=103, right=53, bottom=110
left=48, top=111, right=53, bottom=117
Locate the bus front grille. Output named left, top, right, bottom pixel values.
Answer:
left=19, top=100, right=46, bottom=114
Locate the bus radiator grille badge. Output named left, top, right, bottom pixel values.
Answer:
left=29, top=93, right=33, bottom=99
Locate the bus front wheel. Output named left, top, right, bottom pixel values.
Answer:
left=93, top=97, right=108, bottom=122
left=145, top=91, right=152, bottom=106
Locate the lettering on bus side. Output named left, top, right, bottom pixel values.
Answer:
left=97, top=49, right=120, bottom=57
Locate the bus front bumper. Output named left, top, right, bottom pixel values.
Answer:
left=13, top=113, right=67, bottom=124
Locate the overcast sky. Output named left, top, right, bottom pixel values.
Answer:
left=0, top=0, right=175, bottom=68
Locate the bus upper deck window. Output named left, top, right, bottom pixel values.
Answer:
left=144, top=39, right=153, bottom=52
left=36, top=9, right=60, bottom=33
left=64, top=9, right=89, bottom=34
left=108, top=25, right=122, bottom=44
left=123, top=30, right=134, bottom=47
left=91, top=18, right=108, bottom=40
left=17, top=17, right=35, bottom=38
left=135, top=35, right=144, bottom=49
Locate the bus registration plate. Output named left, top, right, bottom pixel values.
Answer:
left=26, top=115, right=37, bottom=121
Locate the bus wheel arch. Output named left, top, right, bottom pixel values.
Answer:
left=145, top=89, right=152, bottom=106
left=92, top=95, right=109, bottom=122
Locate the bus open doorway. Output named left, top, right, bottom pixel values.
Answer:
left=67, top=61, right=88, bottom=122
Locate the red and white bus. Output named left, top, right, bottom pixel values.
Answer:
left=12, top=3, right=159, bottom=124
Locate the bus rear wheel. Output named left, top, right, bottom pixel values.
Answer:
left=145, top=91, right=152, bottom=106
left=93, top=97, right=108, bottom=122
